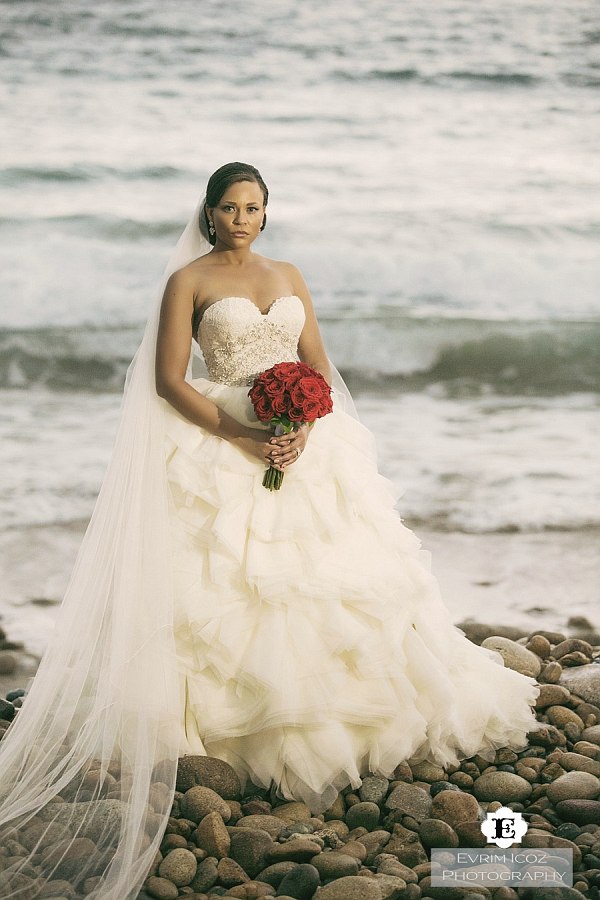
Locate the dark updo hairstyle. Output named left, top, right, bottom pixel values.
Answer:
left=203, top=162, right=269, bottom=246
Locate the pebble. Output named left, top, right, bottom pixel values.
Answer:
left=255, top=861, right=299, bottom=887
left=553, top=638, right=594, bottom=659
left=539, top=661, right=564, bottom=684
left=356, top=830, right=391, bottom=865
left=430, top=787, right=480, bottom=827
left=559, top=751, right=600, bottom=776
left=310, top=851, right=359, bottom=879
left=358, top=775, right=389, bottom=805
left=480, top=636, right=542, bottom=677
left=0, top=698, right=15, bottom=721
left=546, top=706, right=585, bottom=730
left=323, top=794, right=345, bottom=821
left=181, top=786, right=231, bottom=823
left=555, top=799, right=600, bottom=825
left=536, top=684, right=572, bottom=708
left=217, top=856, right=251, bottom=887
left=236, top=815, right=286, bottom=839
left=189, top=857, right=219, bottom=893
left=582, top=724, right=600, bottom=745
left=313, top=875, right=381, bottom=899
left=158, top=848, right=197, bottom=887
left=545, top=771, right=600, bottom=803
left=380, top=823, right=428, bottom=867
left=227, top=884, right=276, bottom=898
left=38, top=799, right=126, bottom=843
left=418, top=817, right=459, bottom=848
left=144, top=875, right=179, bottom=899
left=573, top=739, right=600, bottom=757
left=409, top=760, right=447, bottom=782
left=271, top=803, right=312, bottom=824
left=193, top=809, right=231, bottom=858
left=472, top=771, right=533, bottom=803
left=176, top=755, right=241, bottom=798
left=456, top=622, right=527, bottom=644
left=229, top=828, right=274, bottom=878
left=340, top=840, right=367, bottom=863
left=385, top=782, right=432, bottom=819
left=526, top=634, right=552, bottom=658
left=560, top=664, right=600, bottom=707
left=275, top=863, right=320, bottom=899
left=373, top=872, right=408, bottom=898
left=453, top=819, right=489, bottom=848
left=345, top=801, right=381, bottom=831
left=265, top=838, right=321, bottom=864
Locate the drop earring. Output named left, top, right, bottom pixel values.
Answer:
left=208, top=221, right=215, bottom=237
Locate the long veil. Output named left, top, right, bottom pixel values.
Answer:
left=0, top=199, right=212, bottom=899
left=0, top=196, right=359, bottom=898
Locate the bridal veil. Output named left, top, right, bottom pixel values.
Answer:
left=0, top=194, right=357, bottom=898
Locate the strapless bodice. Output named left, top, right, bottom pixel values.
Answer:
left=196, top=295, right=306, bottom=386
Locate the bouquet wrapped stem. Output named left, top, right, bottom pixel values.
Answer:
left=248, top=362, right=333, bottom=492
left=263, top=421, right=294, bottom=491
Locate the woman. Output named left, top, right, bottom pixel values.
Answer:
left=0, top=162, right=540, bottom=899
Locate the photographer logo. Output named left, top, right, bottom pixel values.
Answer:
left=481, top=806, right=528, bottom=848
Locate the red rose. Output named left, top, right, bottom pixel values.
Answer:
left=264, top=377, right=284, bottom=398
left=319, top=393, right=333, bottom=415
left=298, top=375, right=326, bottom=399
left=288, top=406, right=305, bottom=422
left=253, top=396, right=273, bottom=422
left=299, top=398, right=322, bottom=420
left=290, top=386, right=305, bottom=407
left=271, top=394, right=288, bottom=415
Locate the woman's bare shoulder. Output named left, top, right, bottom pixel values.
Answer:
left=255, top=255, right=305, bottom=281
left=164, top=255, right=216, bottom=293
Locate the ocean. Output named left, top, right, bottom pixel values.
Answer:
left=1, top=0, right=598, bottom=655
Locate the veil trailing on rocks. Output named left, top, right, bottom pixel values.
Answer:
left=0, top=195, right=358, bottom=898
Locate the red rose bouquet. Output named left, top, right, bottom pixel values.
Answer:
left=248, top=361, right=333, bottom=490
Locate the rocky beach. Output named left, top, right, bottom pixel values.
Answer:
left=0, top=620, right=599, bottom=899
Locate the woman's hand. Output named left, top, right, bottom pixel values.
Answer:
left=267, top=423, right=311, bottom=469
left=235, top=428, right=286, bottom=469
left=236, top=424, right=310, bottom=470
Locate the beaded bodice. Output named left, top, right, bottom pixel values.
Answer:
left=196, top=295, right=305, bottom=386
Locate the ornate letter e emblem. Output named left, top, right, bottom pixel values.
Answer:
left=481, top=806, right=528, bottom=848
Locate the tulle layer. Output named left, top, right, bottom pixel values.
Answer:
left=165, top=380, right=541, bottom=814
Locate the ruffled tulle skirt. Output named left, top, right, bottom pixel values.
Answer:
left=164, top=379, right=540, bottom=813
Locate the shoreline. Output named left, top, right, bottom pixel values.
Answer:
left=0, top=524, right=598, bottom=672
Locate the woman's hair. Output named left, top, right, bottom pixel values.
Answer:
left=203, top=161, right=268, bottom=245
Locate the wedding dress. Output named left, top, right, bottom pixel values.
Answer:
left=164, top=293, right=541, bottom=813
left=0, top=202, right=540, bottom=899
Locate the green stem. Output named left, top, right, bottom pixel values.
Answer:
left=263, top=465, right=285, bottom=491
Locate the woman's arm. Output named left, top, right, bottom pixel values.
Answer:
left=263, top=263, right=332, bottom=467
left=155, top=269, right=280, bottom=465
left=288, top=264, right=332, bottom=385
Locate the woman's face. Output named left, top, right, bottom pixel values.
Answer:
left=207, top=180, right=266, bottom=249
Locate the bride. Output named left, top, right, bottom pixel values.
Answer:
left=0, top=162, right=540, bottom=899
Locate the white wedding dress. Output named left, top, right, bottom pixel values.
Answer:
left=0, top=289, right=542, bottom=900
left=163, top=294, right=541, bottom=813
